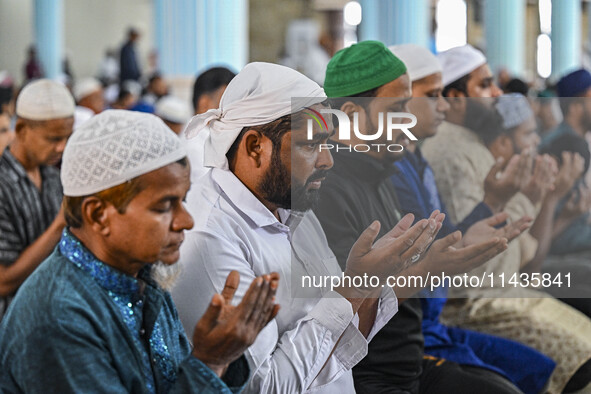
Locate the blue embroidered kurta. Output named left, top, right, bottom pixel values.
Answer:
left=0, top=229, right=248, bottom=393
left=391, top=149, right=555, bottom=394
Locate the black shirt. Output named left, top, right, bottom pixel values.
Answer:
left=314, top=147, right=425, bottom=393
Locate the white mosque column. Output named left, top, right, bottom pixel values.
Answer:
left=359, top=0, right=429, bottom=47
left=154, top=0, right=248, bottom=77
left=358, top=0, right=380, bottom=41
left=551, top=0, right=581, bottom=79
left=484, top=0, right=526, bottom=77
left=34, top=0, right=64, bottom=80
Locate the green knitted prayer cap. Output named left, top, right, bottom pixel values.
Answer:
left=324, top=40, right=407, bottom=97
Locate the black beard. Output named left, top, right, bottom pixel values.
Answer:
left=259, top=148, right=325, bottom=212
left=259, top=148, right=291, bottom=209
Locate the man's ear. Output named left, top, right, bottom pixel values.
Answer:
left=340, top=101, right=364, bottom=122
left=14, top=118, right=27, bottom=136
left=242, top=129, right=266, bottom=167
left=80, top=197, right=112, bottom=236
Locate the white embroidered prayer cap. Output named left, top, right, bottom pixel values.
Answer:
left=437, top=44, right=487, bottom=87
left=73, top=77, right=102, bottom=102
left=155, top=96, right=192, bottom=124
left=495, top=93, right=534, bottom=130
left=184, top=62, right=327, bottom=170
left=61, top=109, right=186, bottom=196
left=389, top=44, right=442, bottom=82
left=16, top=79, right=75, bottom=121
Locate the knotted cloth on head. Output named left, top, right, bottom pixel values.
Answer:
left=184, top=62, right=327, bottom=169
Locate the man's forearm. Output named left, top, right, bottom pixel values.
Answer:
left=0, top=222, right=64, bottom=297
left=521, top=196, right=558, bottom=274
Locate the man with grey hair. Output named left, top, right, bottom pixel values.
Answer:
left=0, top=109, right=280, bottom=393
left=0, top=79, right=75, bottom=320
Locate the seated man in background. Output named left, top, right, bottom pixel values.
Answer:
left=73, top=77, right=104, bottom=128
left=0, top=110, right=280, bottom=393
left=0, top=79, right=74, bottom=320
left=192, top=66, right=236, bottom=116
left=540, top=69, right=591, bottom=255
left=0, top=107, right=13, bottom=155
left=422, top=45, right=591, bottom=393
left=187, top=66, right=237, bottom=183
left=389, top=43, right=555, bottom=394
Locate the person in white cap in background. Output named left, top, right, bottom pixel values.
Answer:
left=0, top=79, right=75, bottom=320
left=422, top=45, right=591, bottom=393
left=73, top=77, right=105, bottom=128
left=0, top=109, right=281, bottom=393
left=155, top=96, right=192, bottom=135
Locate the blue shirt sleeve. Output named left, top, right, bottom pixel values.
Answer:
left=455, top=202, right=493, bottom=235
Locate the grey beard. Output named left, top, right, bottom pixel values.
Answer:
left=151, top=261, right=182, bottom=291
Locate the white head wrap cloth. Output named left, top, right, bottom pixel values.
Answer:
left=437, top=44, right=487, bottom=87
left=184, top=62, right=327, bottom=169
left=61, top=109, right=186, bottom=196
left=389, top=44, right=442, bottom=82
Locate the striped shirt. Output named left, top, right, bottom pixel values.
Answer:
left=0, top=149, right=62, bottom=316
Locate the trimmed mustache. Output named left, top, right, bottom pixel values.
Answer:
left=306, top=169, right=329, bottom=185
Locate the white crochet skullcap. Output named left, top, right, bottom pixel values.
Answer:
left=61, top=109, right=187, bottom=196
left=16, top=79, right=75, bottom=121
left=389, top=44, right=442, bottom=82
left=437, top=44, right=487, bottom=87
left=495, top=93, right=534, bottom=130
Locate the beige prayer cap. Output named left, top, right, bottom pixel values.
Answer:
left=16, top=79, right=75, bottom=121
left=389, top=44, right=442, bottom=82
left=437, top=45, right=487, bottom=87
left=155, top=96, right=192, bottom=125
left=73, top=77, right=102, bottom=102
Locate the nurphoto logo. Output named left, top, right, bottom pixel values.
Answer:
left=306, top=108, right=418, bottom=152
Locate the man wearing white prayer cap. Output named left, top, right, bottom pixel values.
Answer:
left=0, top=109, right=281, bottom=392
left=73, top=77, right=105, bottom=128
left=422, top=46, right=591, bottom=392
left=0, top=79, right=75, bottom=320
left=155, top=95, right=192, bottom=135
left=171, top=61, right=457, bottom=393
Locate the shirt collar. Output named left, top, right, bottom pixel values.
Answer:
left=59, top=228, right=153, bottom=296
left=1, top=149, right=27, bottom=179
left=2, top=148, right=55, bottom=183
left=211, top=167, right=292, bottom=230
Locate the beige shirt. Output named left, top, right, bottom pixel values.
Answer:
left=422, top=121, right=538, bottom=297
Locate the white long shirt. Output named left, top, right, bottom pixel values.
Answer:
left=172, top=168, right=398, bottom=393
